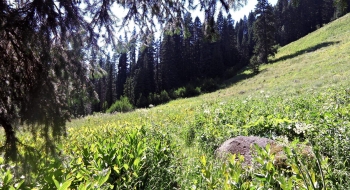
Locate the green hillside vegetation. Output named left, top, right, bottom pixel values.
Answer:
left=1, top=14, right=350, bottom=189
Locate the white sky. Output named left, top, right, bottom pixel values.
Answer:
left=230, top=0, right=278, bottom=21
left=188, top=0, right=278, bottom=22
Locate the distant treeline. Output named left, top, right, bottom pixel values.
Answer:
left=71, top=0, right=350, bottom=115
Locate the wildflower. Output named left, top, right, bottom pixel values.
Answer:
left=293, top=122, right=313, bottom=134
left=276, top=135, right=289, bottom=144
left=204, top=109, right=210, bottom=114
left=215, top=108, right=221, bottom=114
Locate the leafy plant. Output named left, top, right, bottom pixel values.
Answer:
left=106, top=96, right=134, bottom=113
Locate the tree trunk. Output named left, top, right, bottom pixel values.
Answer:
left=0, top=119, right=17, bottom=160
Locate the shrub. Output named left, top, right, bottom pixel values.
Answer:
left=185, top=84, right=201, bottom=97
left=106, top=97, right=133, bottom=113
left=159, top=90, right=171, bottom=104
left=172, top=87, right=186, bottom=99
left=136, top=94, right=149, bottom=108
left=201, top=78, right=219, bottom=92
left=223, top=67, right=238, bottom=79
left=249, top=55, right=260, bottom=74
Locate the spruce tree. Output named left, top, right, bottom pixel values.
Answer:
left=193, top=17, right=204, bottom=79
left=117, top=53, right=128, bottom=99
left=251, top=0, right=277, bottom=73
left=106, top=54, right=116, bottom=108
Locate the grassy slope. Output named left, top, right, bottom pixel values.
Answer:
left=119, top=13, right=350, bottom=126
left=78, top=12, right=350, bottom=134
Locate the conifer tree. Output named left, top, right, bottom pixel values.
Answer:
left=182, top=13, right=195, bottom=82
left=251, top=0, right=277, bottom=73
left=117, top=53, right=128, bottom=99
left=193, top=17, right=204, bottom=78
left=106, top=54, right=116, bottom=108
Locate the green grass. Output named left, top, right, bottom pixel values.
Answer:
left=1, top=14, right=350, bottom=189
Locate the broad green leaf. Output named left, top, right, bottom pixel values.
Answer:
left=133, top=157, right=141, bottom=167
left=123, top=163, right=129, bottom=170
left=4, top=170, right=13, bottom=185
left=14, top=180, right=24, bottom=190
left=254, top=173, right=266, bottom=182
left=99, top=169, right=111, bottom=186
left=52, top=176, right=60, bottom=189
left=59, top=180, right=72, bottom=190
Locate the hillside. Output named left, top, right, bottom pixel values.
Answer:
left=2, top=14, right=350, bottom=189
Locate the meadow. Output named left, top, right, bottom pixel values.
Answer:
left=1, top=13, right=350, bottom=190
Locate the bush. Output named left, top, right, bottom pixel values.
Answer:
left=148, top=93, right=160, bottom=106
left=106, top=97, right=134, bottom=113
left=185, top=84, right=201, bottom=97
left=136, top=94, right=149, bottom=108
left=249, top=55, right=260, bottom=74
left=223, top=67, right=238, bottom=79
left=201, top=78, right=219, bottom=92
left=172, top=87, right=186, bottom=99
left=159, top=90, right=171, bottom=104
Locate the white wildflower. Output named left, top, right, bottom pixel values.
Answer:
left=293, top=122, right=313, bottom=134
left=215, top=108, right=221, bottom=114
left=276, top=135, right=289, bottom=144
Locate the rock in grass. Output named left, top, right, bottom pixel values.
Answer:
left=216, top=136, right=313, bottom=167
left=215, top=136, right=284, bottom=165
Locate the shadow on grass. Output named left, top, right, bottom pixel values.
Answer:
left=270, top=41, right=340, bottom=64
left=221, top=68, right=267, bottom=88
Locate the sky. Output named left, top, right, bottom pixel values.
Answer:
left=178, top=0, right=279, bottom=23
left=230, top=0, right=278, bottom=21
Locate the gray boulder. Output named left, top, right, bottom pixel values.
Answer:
left=216, top=136, right=280, bottom=165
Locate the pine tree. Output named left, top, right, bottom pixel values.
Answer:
left=321, top=0, right=335, bottom=24
left=154, top=38, right=162, bottom=93
left=334, top=0, right=349, bottom=18
left=193, top=17, right=204, bottom=79
left=274, top=0, right=289, bottom=46
left=226, top=14, right=240, bottom=69
left=182, top=13, right=195, bottom=82
left=160, top=35, right=178, bottom=91
left=105, top=54, right=116, bottom=108
left=117, top=53, right=128, bottom=99
left=252, top=0, right=277, bottom=71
